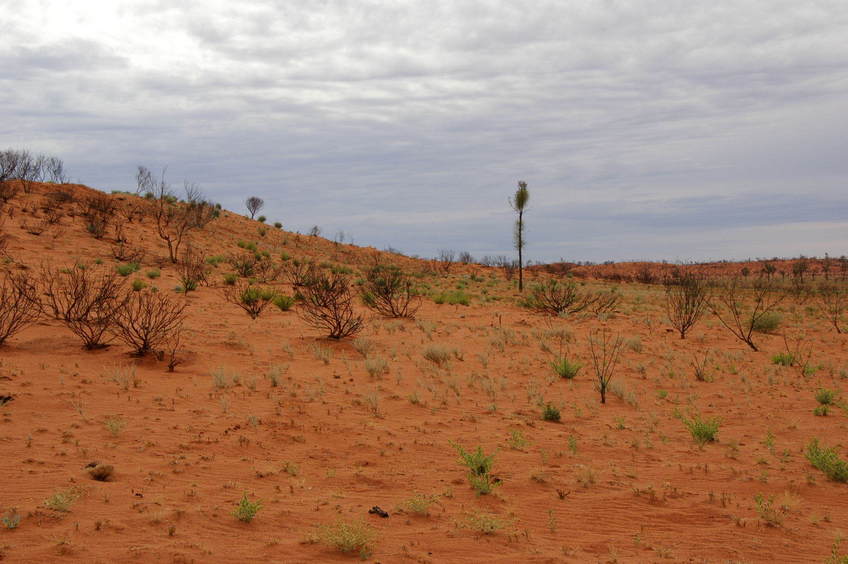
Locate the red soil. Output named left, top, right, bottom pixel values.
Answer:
left=0, top=181, right=846, bottom=563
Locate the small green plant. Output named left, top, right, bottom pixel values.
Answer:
left=507, top=429, right=529, bottom=450
left=772, top=352, right=795, bottom=366
left=432, top=290, right=470, bottom=306
left=751, top=311, right=782, bottom=333
left=463, top=510, right=507, bottom=534
left=754, top=493, right=783, bottom=526
left=232, top=492, right=261, bottom=522
left=318, top=519, right=376, bottom=558
left=146, top=269, right=160, bottom=279
left=104, top=416, right=126, bottom=436
left=399, top=493, right=439, bottom=516
left=206, top=255, right=225, bottom=266
left=44, top=488, right=81, bottom=512
left=272, top=295, right=295, bottom=311
left=131, top=279, right=146, bottom=291
left=805, top=439, right=848, bottom=482
left=682, top=413, right=720, bottom=446
left=450, top=442, right=498, bottom=495
left=816, top=388, right=839, bottom=405
left=814, top=405, right=830, bottom=417
left=542, top=403, right=561, bottom=422
left=223, top=272, right=238, bottom=285
left=116, top=262, right=140, bottom=276
left=551, top=356, right=581, bottom=379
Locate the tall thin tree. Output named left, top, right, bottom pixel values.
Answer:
left=510, top=180, right=529, bottom=291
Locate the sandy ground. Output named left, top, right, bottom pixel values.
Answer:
left=1, top=182, right=846, bottom=563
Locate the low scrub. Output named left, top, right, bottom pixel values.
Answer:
left=805, top=439, right=848, bottom=483
left=317, top=519, right=376, bottom=558
left=682, top=413, right=720, bottom=446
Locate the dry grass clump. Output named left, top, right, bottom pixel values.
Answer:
left=87, top=464, right=115, bottom=482
left=44, top=487, right=83, bottom=512
left=317, top=519, right=377, bottom=558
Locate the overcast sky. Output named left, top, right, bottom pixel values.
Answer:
left=2, top=1, right=847, bottom=263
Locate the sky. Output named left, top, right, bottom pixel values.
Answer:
left=2, top=1, right=847, bottom=263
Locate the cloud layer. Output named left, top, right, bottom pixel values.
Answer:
left=2, top=0, right=847, bottom=262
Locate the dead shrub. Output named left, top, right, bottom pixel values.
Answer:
left=360, top=265, right=420, bottom=319
left=664, top=271, right=710, bottom=338
left=176, top=245, right=208, bottom=294
left=283, top=258, right=317, bottom=287
left=299, top=270, right=364, bottom=339
left=523, top=278, right=613, bottom=316
left=112, top=289, right=187, bottom=356
left=79, top=193, right=115, bottom=239
left=151, top=176, right=217, bottom=263
left=710, top=277, right=784, bottom=352
left=87, top=464, right=114, bottom=482
left=40, top=264, right=128, bottom=349
left=0, top=271, right=40, bottom=346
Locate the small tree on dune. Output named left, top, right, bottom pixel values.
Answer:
left=245, top=196, right=264, bottom=220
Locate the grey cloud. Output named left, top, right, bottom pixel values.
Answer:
left=1, top=0, right=847, bottom=262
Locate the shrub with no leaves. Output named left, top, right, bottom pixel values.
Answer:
left=283, top=258, right=317, bottom=287
left=176, top=245, right=208, bottom=294
left=360, top=265, right=420, bottom=319
left=299, top=270, right=364, bottom=339
left=664, top=271, right=710, bottom=338
left=524, top=278, right=611, bottom=316
left=40, top=264, right=128, bottom=349
left=112, top=289, right=186, bottom=356
left=0, top=271, right=40, bottom=346
left=710, top=277, right=784, bottom=352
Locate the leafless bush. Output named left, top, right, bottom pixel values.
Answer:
left=710, top=277, right=784, bottom=352
left=112, top=289, right=187, bottom=356
left=299, top=270, right=364, bottom=339
left=111, top=240, right=145, bottom=263
left=176, top=245, right=207, bottom=294
left=588, top=328, right=623, bottom=404
left=148, top=171, right=217, bottom=262
left=587, top=287, right=622, bottom=316
left=817, top=282, right=846, bottom=334
left=40, top=265, right=127, bottom=349
left=253, top=256, right=283, bottom=283
left=79, top=192, right=115, bottom=239
left=664, top=272, right=710, bottom=338
left=360, top=265, right=421, bottom=319
left=0, top=271, right=40, bottom=346
left=635, top=265, right=657, bottom=285
left=283, top=258, right=317, bottom=287
left=524, top=278, right=607, bottom=316
left=438, top=249, right=455, bottom=273
left=0, top=180, right=19, bottom=205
